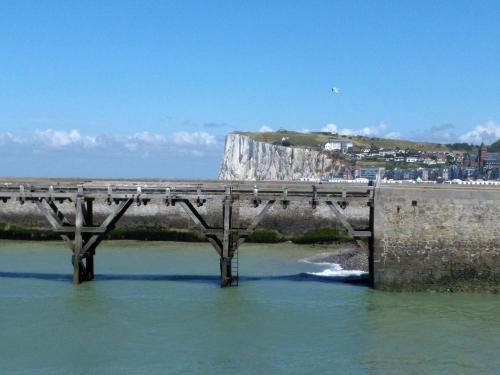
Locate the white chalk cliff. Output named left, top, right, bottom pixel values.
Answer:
left=218, top=133, right=341, bottom=180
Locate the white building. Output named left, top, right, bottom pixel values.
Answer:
left=323, top=139, right=353, bottom=153
left=406, top=156, right=419, bottom=163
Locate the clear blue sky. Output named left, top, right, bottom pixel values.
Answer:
left=1, top=1, right=499, bottom=178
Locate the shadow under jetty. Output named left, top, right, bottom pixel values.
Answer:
left=0, top=271, right=369, bottom=286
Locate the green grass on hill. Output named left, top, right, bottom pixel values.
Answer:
left=489, top=139, right=500, bottom=153
left=235, top=130, right=469, bottom=153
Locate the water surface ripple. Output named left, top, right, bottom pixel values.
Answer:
left=0, top=240, right=498, bottom=374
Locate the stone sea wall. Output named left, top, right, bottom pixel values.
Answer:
left=218, top=133, right=342, bottom=180
left=0, top=199, right=369, bottom=236
left=373, top=186, right=500, bottom=292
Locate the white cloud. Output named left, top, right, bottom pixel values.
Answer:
left=411, top=123, right=457, bottom=143
left=321, top=122, right=387, bottom=137
left=321, top=123, right=338, bottom=133
left=299, top=129, right=311, bottom=133
left=132, top=131, right=167, bottom=145
left=259, top=125, right=273, bottom=132
left=458, top=120, right=500, bottom=145
left=0, top=132, right=22, bottom=144
left=171, top=131, right=216, bottom=146
left=385, top=132, right=401, bottom=139
left=0, top=129, right=219, bottom=157
left=34, top=129, right=82, bottom=148
left=29, top=129, right=101, bottom=149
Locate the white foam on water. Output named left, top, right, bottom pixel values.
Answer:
left=301, top=253, right=368, bottom=277
left=299, top=252, right=336, bottom=266
left=309, top=268, right=367, bottom=277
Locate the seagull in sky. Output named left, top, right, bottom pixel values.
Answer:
left=331, top=86, right=340, bottom=94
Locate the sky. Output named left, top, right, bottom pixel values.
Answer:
left=1, top=0, right=499, bottom=178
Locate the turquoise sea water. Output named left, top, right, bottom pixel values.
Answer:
left=0, top=240, right=498, bottom=374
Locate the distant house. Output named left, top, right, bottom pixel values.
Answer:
left=357, top=167, right=379, bottom=181
left=462, top=152, right=478, bottom=168
left=379, top=149, right=396, bottom=157
left=322, top=139, right=353, bottom=153
left=484, top=153, right=500, bottom=168
left=421, top=169, right=429, bottom=181
left=423, top=157, right=437, bottom=165
left=442, top=168, right=449, bottom=180
left=406, top=156, right=418, bottom=163
left=281, top=137, right=291, bottom=146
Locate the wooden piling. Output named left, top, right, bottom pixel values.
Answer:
left=220, top=257, right=232, bottom=287
left=221, top=187, right=233, bottom=287
left=73, top=196, right=83, bottom=284
left=84, top=200, right=94, bottom=280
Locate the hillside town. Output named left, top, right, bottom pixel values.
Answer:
left=297, top=137, right=500, bottom=183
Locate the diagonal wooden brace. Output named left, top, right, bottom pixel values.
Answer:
left=34, top=200, right=75, bottom=252
left=326, top=200, right=370, bottom=251
left=237, top=200, right=275, bottom=246
left=46, top=200, right=73, bottom=226
left=80, top=199, right=134, bottom=257
left=178, top=199, right=222, bottom=255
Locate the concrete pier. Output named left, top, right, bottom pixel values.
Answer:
left=373, top=185, right=500, bottom=292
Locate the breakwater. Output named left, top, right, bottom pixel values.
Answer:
left=373, top=185, right=500, bottom=292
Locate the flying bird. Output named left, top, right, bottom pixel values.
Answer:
left=331, top=86, right=340, bottom=94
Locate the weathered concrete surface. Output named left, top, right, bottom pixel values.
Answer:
left=373, top=186, right=500, bottom=292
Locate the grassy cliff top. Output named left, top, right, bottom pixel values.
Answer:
left=233, top=130, right=470, bottom=152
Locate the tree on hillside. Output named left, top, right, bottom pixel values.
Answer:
left=446, top=142, right=476, bottom=151
left=489, top=139, right=500, bottom=153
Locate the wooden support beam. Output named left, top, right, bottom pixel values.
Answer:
left=220, top=188, right=233, bottom=287
left=326, top=200, right=370, bottom=251
left=177, top=199, right=222, bottom=256
left=83, top=200, right=94, bottom=281
left=86, top=255, right=94, bottom=281
left=34, top=200, right=63, bottom=229
left=73, top=196, right=83, bottom=284
left=177, top=200, right=211, bottom=233
left=220, top=257, right=232, bottom=287
left=46, top=200, right=72, bottom=226
left=326, top=201, right=357, bottom=237
left=34, top=200, right=75, bottom=252
left=80, top=199, right=133, bottom=257
left=206, top=237, right=223, bottom=256
left=222, top=194, right=232, bottom=259
left=55, top=227, right=106, bottom=234
left=237, top=200, right=275, bottom=246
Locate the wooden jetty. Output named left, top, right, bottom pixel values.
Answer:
left=0, top=179, right=374, bottom=287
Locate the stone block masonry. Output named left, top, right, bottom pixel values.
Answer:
left=373, top=186, right=500, bottom=292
